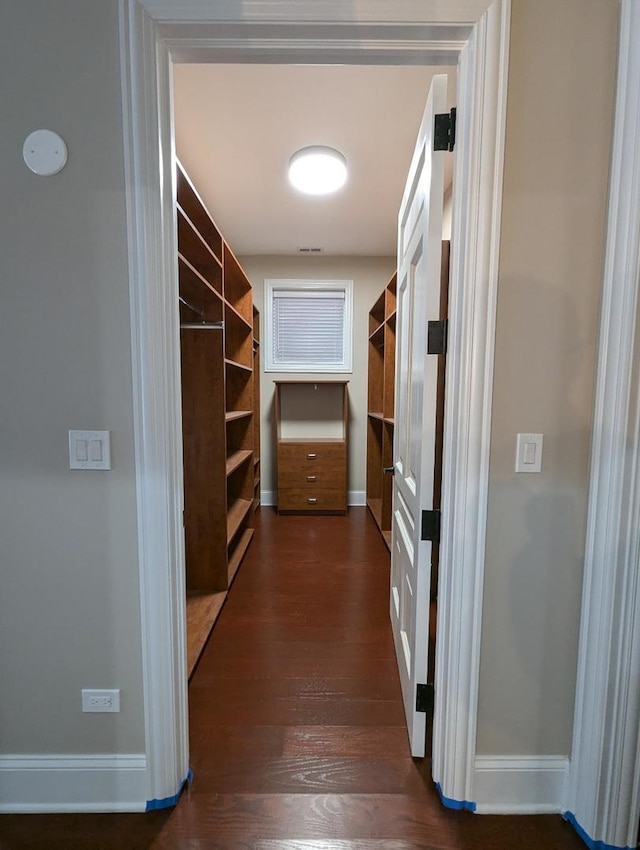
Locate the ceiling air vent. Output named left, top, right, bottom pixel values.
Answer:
left=297, top=247, right=324, bottom=254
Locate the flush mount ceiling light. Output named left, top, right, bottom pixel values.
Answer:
left=288, top=146, right=347, bottom=195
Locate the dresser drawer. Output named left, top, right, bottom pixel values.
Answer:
left=278, top=487, right=346, bottom=512
left=277, top=441, right=346, bottom=468
left=277, top=463, right=346, bottom=489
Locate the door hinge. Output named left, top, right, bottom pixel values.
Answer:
left=416, top=682, right=434, bottom=713
left=421, top=509, right=441, bottom=543
left=383, top=466, right=395, bottom=475
left=427, top=319, right=448, bottom=355
left=434, top=107, right=456, bottom=152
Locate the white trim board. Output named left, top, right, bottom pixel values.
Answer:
left=119, top=0, right=509, bottom=809
left=474, top=756, right=569, bottom=815
left=432, top=0, right=510, bottom=808
left=565, top=3, right=640, bottom=849
left=140, top=0, right=492, bottom=26
left=0, top=755, right=147, bottom=813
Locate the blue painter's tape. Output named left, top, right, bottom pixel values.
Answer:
left=563, top=811, right=633, bottom=850
left=435, top=781, right=476, bottom=812
left=146, top=769, right=193, bottom=812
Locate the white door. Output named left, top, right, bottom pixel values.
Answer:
left=390, top=74, right=448, bottom=758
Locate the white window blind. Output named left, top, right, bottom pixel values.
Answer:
left=265, top=280, right=353, bottom=373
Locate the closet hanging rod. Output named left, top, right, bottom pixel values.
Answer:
left=179, top=294, right=205, bottom=318
left=180, top=321, right=224, bottom=330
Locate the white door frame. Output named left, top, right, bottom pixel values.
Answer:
left=564, top=3, right=640, bottom=848
left=118, top=0, right=510, bottom=810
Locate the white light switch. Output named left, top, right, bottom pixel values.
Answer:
left=88, top=439, right=103, bottom=463
left=69, top=430, right=111, bottom=470
left=516, top=433, right=543, bottom=473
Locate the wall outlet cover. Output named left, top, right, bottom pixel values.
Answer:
left=81, top=689, right=121, bottom=713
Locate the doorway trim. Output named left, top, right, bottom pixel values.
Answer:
left=564, top=3, right=640, bottom=848
left=119, top=0, right=510, bottom=807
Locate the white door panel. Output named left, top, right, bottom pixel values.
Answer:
left=390, top=73, right=447, bottom=758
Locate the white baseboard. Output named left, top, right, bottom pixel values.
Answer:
left=260, top=490, right=366, bottom=507
left=474, top=755, right=569, bottom=814
left=0, top=754, right=148, bottom=813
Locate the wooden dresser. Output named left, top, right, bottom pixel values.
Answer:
left=274, top=381, right=348, bottom=514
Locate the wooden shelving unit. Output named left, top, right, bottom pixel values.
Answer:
left=253, top=305, right=261, bottom=510
left=177, top=159, right=258, bottom=677
left=274, top=381, right=349, bottom=514
left=366, top=273, right=397, bottom=551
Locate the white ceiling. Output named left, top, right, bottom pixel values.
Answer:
left=173, top=64, right=456, bottom=257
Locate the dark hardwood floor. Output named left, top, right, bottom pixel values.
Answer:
left=0, top=508, right=585, bottom=849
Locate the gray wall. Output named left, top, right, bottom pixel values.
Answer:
left=239, top=255, right=396, bottom=499
left=477, top=0, right=618, bottom=755
left=0, top=0, right=619, bottom=772
left=0, top=1, right=145, bottom=754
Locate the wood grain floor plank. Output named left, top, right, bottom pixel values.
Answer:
left=188, top=754, right=430, bottom=795
left=194, top=655, right=400, bottom=681
left=160, top=792, right=464, bottom=843
left=189, top=676, right=401, bottom=702
left=189, top=696, right=406, bottom=727
left=281, top=726, right=411, bottom=757
left=252, top=842, right=458, bottom=850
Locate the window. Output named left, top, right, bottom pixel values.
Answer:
left=264, top=279, right=353, bottom=373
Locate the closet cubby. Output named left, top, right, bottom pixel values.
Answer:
left=274, top=381, right=348, bottom=514
left=176, top=159, right=259, bottom=676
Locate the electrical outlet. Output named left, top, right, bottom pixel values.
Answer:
left=82, top=689, right=121, bottom=713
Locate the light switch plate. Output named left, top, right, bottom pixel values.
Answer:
left=69, top=430, right=111, bottom=470
left=515, top=433, right=543, bottom=473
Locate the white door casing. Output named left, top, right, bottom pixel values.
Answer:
left=564, top=2, right=640, bottom=847
left=119, top=0, right=510, bottom=810
left=391, top=74, right=447, bottom=758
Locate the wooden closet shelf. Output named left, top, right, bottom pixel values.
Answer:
left=225, top=357, right=252, bottom=374
left=224, top=299, right=253, bottom=331
left=368, top=412, right=384, bottom=422
left=369, top=323, right=385, bottom=345
left=178, top=206, right=223, bottom=267
left=384, top=417, right=395, bottom=426
left=178, top=253, right=223, bottom=300
left=186, top=590, right=227, bottom=679
left=226, top=449, right=253, bottom=477
left=178, top=159, right=257, bottom=602
left=367, top=498, right=383, bottom=529
left=226, top=410, right=253, bottom=423
left=227, top=498, right=253, bottom=544
left=228, top=528, right=254, bottom=586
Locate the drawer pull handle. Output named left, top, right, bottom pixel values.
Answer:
left=307, top=453, right=317, bottom=459
left=307, top=497, right=318, bottom=504
left=307, top=475, right=317, bottom=482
